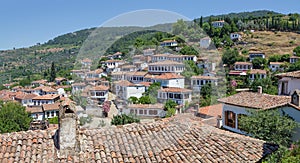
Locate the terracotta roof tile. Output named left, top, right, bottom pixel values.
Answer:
left=191, top=75, right=218, bottom=80
left=42, top=103, right=60, bottom=111
left=269, top=62, right=284, bottom=65
left=90, top=85, right=109, bottom=91
left=154, top=73, right=184, bottom=80
left=198, top=103, right=222, bottom=117
left=276, top=70, right=300, bottom=78
left=158, top=87, right=192, bottom=93
left=0, top=114, right=279, bottom=162
left=149, top=60, right=184, bottom=66
left=234, top=62, right=252, bottom=65
left=32, top=94, right=60, bottom=100
left=249, top=69, right=267, bottom=74
left=127, top=103, right=164, bottom=110
left=218, top=92, right=290, bottom=109
left=15, top=93, right=37, bottom=100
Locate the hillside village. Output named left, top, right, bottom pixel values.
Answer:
left=1, top=11, right=300, bottom=162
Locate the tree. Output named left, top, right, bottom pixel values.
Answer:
left=252, top=57, right=267, bottom=69
left=138, top=95, right=152, bottom=104
left=199, top=16, right=203, bottom=28
left=293, top=46, right=300, bottom=56
left=182, top=60, right=203, bottom=78
left=111, top=114, right=140, bottom=125
left=200, top=83, right=212, bottom=99
left=179, top=46, right=198, bottom=55
left=222, top=48, right=239, bottom=66
left=250, top=76, right=278, bottom=95
left=239, top=109, right=299, bottom=147
left=0, top=101, right=32, bottom=133
left=49, top=62, right=56, bottom=82
left=164, top=100, right=177, bottom=117
left=128, top=96, right=139, bottom=104
left=172, top=19, right=188, bottom=35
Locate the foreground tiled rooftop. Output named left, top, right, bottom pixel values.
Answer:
left=218, top=92, right=291, bottom=109
left=0, top=114, right=277, bottom=162
left=276, top=70, right=300, bottom=78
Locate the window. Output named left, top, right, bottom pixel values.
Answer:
left=225, top=111, right=236, bottom=128
left=56, top=111, right=59, bottom=116
left=51, top=111, right=54, bottom=117
left=130, top=109, right=134, bottom=114
left=47, top=112, right=50, bottom=118
left=139, top=109, right=143, bottom=115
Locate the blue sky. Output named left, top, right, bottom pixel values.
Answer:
left=0, top=0, right=299, bottom=50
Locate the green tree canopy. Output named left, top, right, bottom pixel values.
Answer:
left=172, top=19, right=188, bottom=35
left=252, top=57, right=267, bottom=69
left=128, top=96, right=139, bottom=104
left=222, top=48, right=239, bottom=66
left=0, top=101, right=32, bottom=133
left=239, top=109, right=299, bottom=147
left=250, top=76, right=278, bottom=95
left=111, top=114, right=140, bottom=125
left=164, top=100, right=177, bottom=118
left=293, top=46, right=300, bottom=56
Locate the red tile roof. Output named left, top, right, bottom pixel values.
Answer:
left=90, top=85, right=109, bottom=91
left=26, top=106, right=43, bottom=113
left=42, top=103, right=60, bottom=111
left=15, top=93, right=37, bottom=100
left=32, top=94, right=60, bottom=100
left=234, top=62, right=252, bottom=65
left=198, top=103, right=223, bottom=118
left=218, top=92, right=291, bottom=109
left=114, top=80, right=135, bottom=87
left=154, top=73, right=184, bottom=80
left=269, top=62, right=284, bottom=65
left=149, top=60, right=184, bottom=66
left=127, top=103, right=164, bottom=110
left=0, top=114, right=278, bottom=162
left=191, top=75, right=218, bottom=80
left=159, top=87, right=192, bottom=93
left=276, top=70, right=300, bottom=79
left=249, top=69, right=267, bottom=74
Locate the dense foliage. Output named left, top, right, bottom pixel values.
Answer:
left=0, top=101, right=32, bottom=133
left=164, top=100, right=177, bottom=117
left=111, top=114, right=140, bottom=125
left=239, top=109, right=299, bottom=147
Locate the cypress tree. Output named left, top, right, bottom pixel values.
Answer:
left=49, top=62, right=56, bottom=82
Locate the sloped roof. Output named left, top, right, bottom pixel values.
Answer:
left=42, top=103, right=60, bottom=111
left=158, top=87, right=192, bottom=93
left=234, top=62, right=252, bottom=65
left=218, top=92, right=291, bottom=109
left=191, top=75, right=218, bottom=80
left=90, top=85, right=109, bottom=91
left=32, top=94, right=60, bottom=100
left=154, top=73, right=184, bottom=80
left=149, top=60, right=184, bottom=66
left=15, top=93, right=37, bottom=100
left=249, top=69, right=267, bottom=74
left=0, top=114, right=278, bottom=162
left=276, top=70, right=300, bottom=79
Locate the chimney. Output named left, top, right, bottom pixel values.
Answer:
left=291, top=89, right=300, bottom=107
left=58, top=100, right=79, bottom=152
left=257, top=86, right=263, bottom=94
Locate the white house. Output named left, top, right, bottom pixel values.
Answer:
left=234, top=62, right=252, bottom=71
left=31, top=79, right=47, bottom=87
left=124, top=71, right=148, bottom=84
left=211, top=20, right=225, bottom=28
left=143, top=48, right=155, bottom=56
left=89, top=85, right=109, bottom=103
left=218, top=91, right=300, bottom=141
left=123, top=103, right=166, bottom=118
left=111, top=71, right=125, bottom=81
left=160, top=40, right=178, bottom=47
left=71, top=83, right=86, bottom=94
left=150, top=54, right=197, bottom=63
left=191, top=76, right=218, bottom=92
left=81, top=58, right=92, bottom=68
left=120, top=65, right=137, bottom=72
left=276, top=70, right=300, bottom=95
left=70, top=70, right=85, bottom=79
left=154, top=73, right=185, bottom=88
left=248, top=69, right=267, bottom=81
left=42, top=103, right=60, bottom=119
left=148, top=60, right=185, bottom=75
left=32, top=94, right=60, bottom=106
left=106, top=52, right=122, bottom=60
left=114, top=80, right=145, bottom=100
left=103, top=60, right=125, bottom=72
left=269, top=62, right=284, bottom=72
left=86, top=69, right=106, bottom=78
left=26, top=106, right=44, bottom=120
left=157, top=87, right=192, bottom=105
left=230, top=33, right=242, bottom=41
left=15, top=93, right=37, bottom=106
left=199, top=37, right=211, bottom=49
left=249, top=52, right=265, bottom=62
left=290, top=56, right=300, bottom=64
left=33, top=86, right=58, bottom=96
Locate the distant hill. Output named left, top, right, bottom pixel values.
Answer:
left=0, top=10, right=298, bottom=85
left=199, top=10, right=282, bottom=22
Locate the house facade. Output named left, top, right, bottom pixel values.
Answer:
left=199, top=37, right=211, bottom=49
left=249, top=52, right=265, bottom=62
left=114, top=80, right=145, bottom=100
left=148, top=60, right=185, bottom=75
left=160, top=40, right=178, bottom=47
left=123, top=104, right=166, bottom=118
left=230, top=33, right=242, bottom=41
left=15, top=93, right=37, bottom=106
left=124, top=71, right=148, bottom=84
left=157, top=87, right=192, bottom=105
left=211, top=20, right=225, bottom=28
left=276, top=70, right=300, bottom=95
left=248, top=69, right=267, bottom=81
left=218, top=91, right=300, bottom=141
left=191, top=76, right=218, bottom=92
left=290, top=56, right=300, bottom=64
left=269, top=62, right=284, bottom=72
left=234, top=62, right=252, bottom=71
left=154, top=73, right=185, bottom=88
left=32, top=94, right=60, bottom=106
left=89, top=85, right=109, bottom=103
